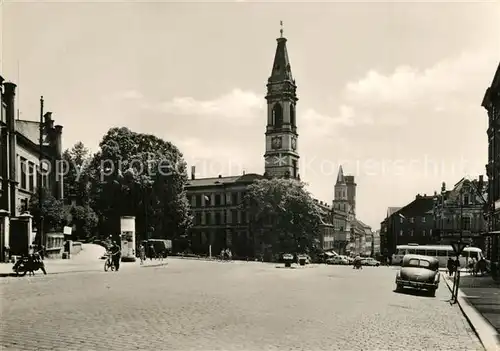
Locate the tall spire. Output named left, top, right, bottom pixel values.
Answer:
left=269, top=21, right=293, bottom=83
left=336, top=165, right=345, bottom=184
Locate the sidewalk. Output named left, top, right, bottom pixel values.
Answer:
left=0, top=258, right=167, bottom=277
left=443, top=273, right=500, bottom=351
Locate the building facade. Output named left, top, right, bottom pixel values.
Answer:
left=433, top=178, right=488, bottom=249
left=383, top=194, right=436, bottom=260
left=185, top=168, right=263, bottom=258
left=481, top=62, right=500, bottom=276
left=0, top=77, right=63, bottom=260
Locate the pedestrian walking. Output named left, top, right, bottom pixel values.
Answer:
left=139, top=244, right=145, bottom=265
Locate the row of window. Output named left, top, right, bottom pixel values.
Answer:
left=18, top=157, right=48, bottom=192
left=193, top=210, right=248, bottom=226
left=399, top=229, right=433, bottom=237
left=190, top=191, right=246, bottom=208
left=400, top=216, right=428, bottom=223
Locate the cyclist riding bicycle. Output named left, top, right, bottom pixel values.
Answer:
left=108, top=241, right=122, bottom=271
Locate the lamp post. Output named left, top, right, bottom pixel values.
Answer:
left=38, top=96, right=44, bottom=250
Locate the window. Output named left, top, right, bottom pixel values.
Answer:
left=20, top=157, right=27, bottom=189
left=462, top=217, right=471, bottom=230
left=422, top=230, right=426, bottom=236
left=195, top=195, right=202, bottom=207
left=195, top=212, right=202, bottom=225
left=421, top=217, right=426, bottom=223
left=463, top=195, right=470, bottom=205
left=28, top=162, right=34, bottom=192
left=1, top=102, right=6, bottom=123
left=232, top=193, right=238, bottom=205
left=232, top=210, right=238, bottom=224
left=409, top=230, right=414, bottom=236
left=430, top=229, right=433, bottom=236
left=399, top=230, right=403, bottom=236
left=409, top=217, right=414, bottom=223
left=205, top=212, right=211, bottom=225
left=240, top=211, right=247, bottom=224
left=400, top=218, right=403, bottom=223
left=204, top=194, right=211, bottom=206
left=215, top=212, right=221, bottom=225
left=292, top=160, right=297, bottom=178
left=215, top=194, right=221, bottom=206
left=272, top=104, right=283, bottom=127
left=290, top=105, right=296, bottom=127
left=20, top=198, right=28, bottom=212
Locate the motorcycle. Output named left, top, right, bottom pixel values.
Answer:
left=13, top=254, right=47, bottom=276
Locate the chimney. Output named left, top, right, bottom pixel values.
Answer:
left=44, top=112, right=54, bottom=129
left=434, top=190, right=437, bottom=196
left=218, top=174, right=222, bottom=178
left=441, top=182, right=446, bottom=193
left=191, top=166, right=195, bottom=180
left=478, top=175, right=484, bottom=191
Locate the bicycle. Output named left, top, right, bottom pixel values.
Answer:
left=104, top=252, right=116, bottom=272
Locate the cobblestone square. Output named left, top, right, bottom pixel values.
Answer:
left=0, top=260, right=483, bottom=350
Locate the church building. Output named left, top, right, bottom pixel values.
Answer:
left=185, top=26, right=333, bottom=258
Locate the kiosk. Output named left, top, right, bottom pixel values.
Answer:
left=120, top=216, right=136, bottom=262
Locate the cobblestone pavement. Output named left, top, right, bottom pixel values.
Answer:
left=0, top=260, right=483, bottom=351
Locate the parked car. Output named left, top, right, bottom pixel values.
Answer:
left=282, top=253, right=294, bottom=267
left=326, top=256, right=349, bottom=265
left=395, top=254, right=440, bottom=296
left=361, top=258, right=380, bottom=266
left=297, top=254, right=310, bottom=266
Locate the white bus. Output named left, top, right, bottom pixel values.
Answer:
left=392, top=244, right=484, bottom=268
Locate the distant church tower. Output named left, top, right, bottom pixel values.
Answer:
left=264, top=22, right=299, bottom=179
left=333, top=165, right=350, bottom=212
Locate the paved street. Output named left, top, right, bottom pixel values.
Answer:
left=0, top=260, right=483, bottom=351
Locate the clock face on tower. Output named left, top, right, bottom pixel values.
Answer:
left=272, top=136, right=282, bottom=149
left=291, top=137, right=297, bottom=151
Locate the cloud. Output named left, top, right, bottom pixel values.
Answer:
left=339, top=49, right=498, bottom=126
left=109, top=90, right=144, bottom=101
left=156, top=89, right=265, bottom=122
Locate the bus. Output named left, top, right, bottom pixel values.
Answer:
left=392, top=244, right=484, bottom=268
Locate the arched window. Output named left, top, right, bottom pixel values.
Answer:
left=290, top=104, right=296, bottom=126
left=272, top=104, right=283, bottom=127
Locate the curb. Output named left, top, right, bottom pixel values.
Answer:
left=443, top=275, right=499, bottom=351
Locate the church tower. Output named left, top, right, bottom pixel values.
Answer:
left=264, top=23, right=299, bottom=179
left=333, top=165, right=350, bottom=212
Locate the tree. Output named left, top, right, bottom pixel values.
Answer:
left=28, top=188, right=70, bottom=234
left=89, top=127, right=192, bottom=242
left=70, top=205, right=98, bottom=240
left=244, top=178, right=324, bottom=258
left=62, top=141, right=92, bottom=204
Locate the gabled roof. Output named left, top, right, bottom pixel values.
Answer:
left=393, top=196, right=434, bottom=217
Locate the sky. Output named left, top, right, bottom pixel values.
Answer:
left=1, top=0, right=499, bottom=229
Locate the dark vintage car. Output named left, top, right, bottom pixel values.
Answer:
left=395, top=254, right=440, bottom=296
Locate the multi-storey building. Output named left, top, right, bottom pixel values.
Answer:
left=0, top=77, right=64, bottom=260
left=433, top=178, right=488, bottom=249
left=384, top=194, right=436, bottom=261
left=185, top=168, right=263, bottom=258
left=482, top=62, right=500, bottom=276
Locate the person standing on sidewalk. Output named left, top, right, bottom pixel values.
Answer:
left=447, top=257, right=454, bottom=276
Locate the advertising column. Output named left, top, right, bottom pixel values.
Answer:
left=120, top=216, right=136, bottom=262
